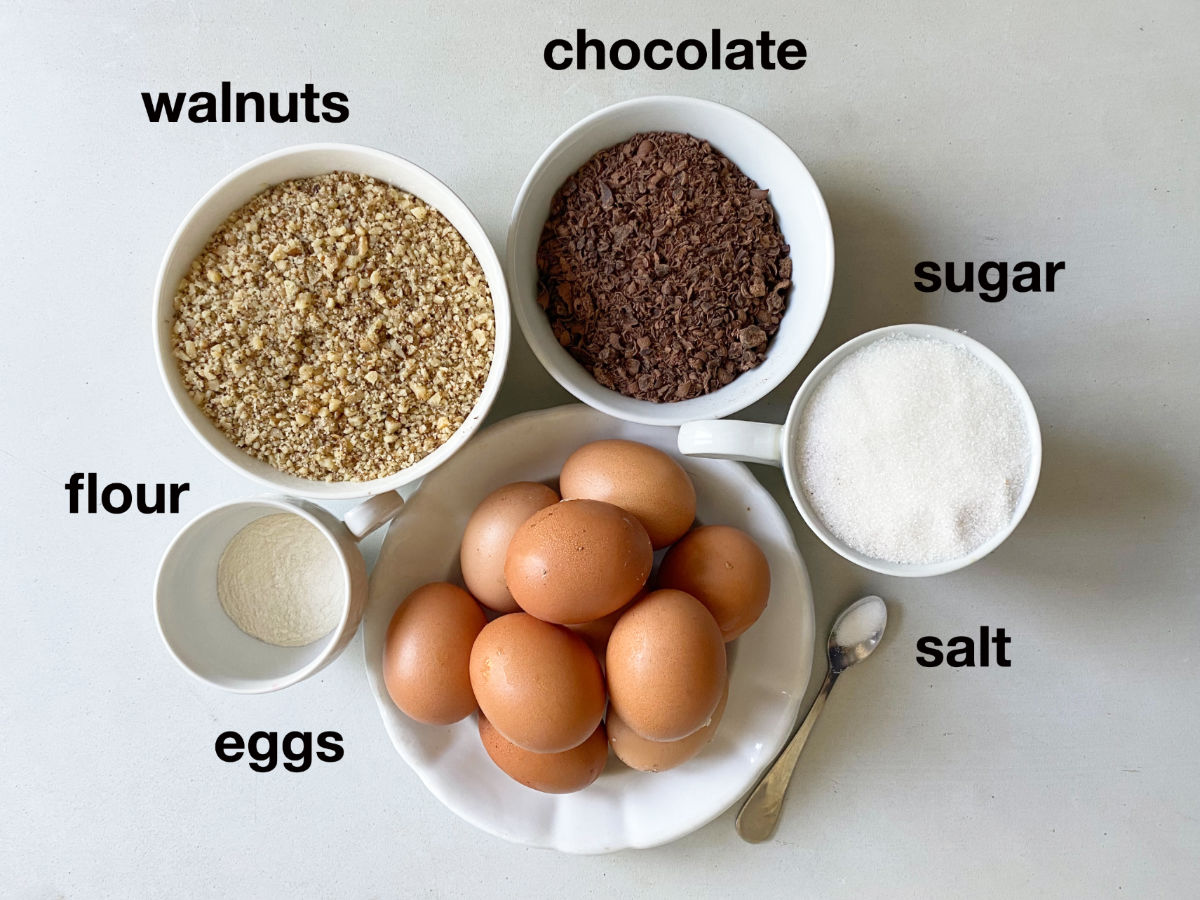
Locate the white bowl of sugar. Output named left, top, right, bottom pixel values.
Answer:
left=678, top=324, right=1041, bottom=577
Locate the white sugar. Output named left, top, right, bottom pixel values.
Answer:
left=795, top=334, right=1030, bottom=566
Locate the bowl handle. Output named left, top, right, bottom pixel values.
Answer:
left=343, top=490, right=406, bottom=541
left=677, top=420, right=785, bottom=467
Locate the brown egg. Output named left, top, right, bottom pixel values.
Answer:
left=609, top=677, right=729, bottom=773
left=478, top=717, right=608, bottom=794
left=469, top=613, right=607, bottom=753
left=460, top=481, right=560, bottom=612
left=658, top=525, right=770, bottom=641
left=559, top=440, right=697, bottom=549
left=504, top=499, right=652, bottom=625
left=566, top=593, right=641, bottom=659
left=606, top=589, right=726, bottom=742
left=382, top=582, right=487, bottom=725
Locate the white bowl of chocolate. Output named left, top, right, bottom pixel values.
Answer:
left=507, top=96, right=834, bottom=426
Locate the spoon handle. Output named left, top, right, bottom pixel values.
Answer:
left=735, top=668, right=838, bottom=843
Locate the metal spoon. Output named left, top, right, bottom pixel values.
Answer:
left=735, top=595, right=888, bottom=843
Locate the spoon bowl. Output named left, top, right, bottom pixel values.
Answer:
left=828, top=595, right=887, bottom=672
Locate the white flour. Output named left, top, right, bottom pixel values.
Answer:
left=217, top=513, right=343, bottom=647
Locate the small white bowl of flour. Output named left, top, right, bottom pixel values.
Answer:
left=155, top=493, right=405, bottom=691
left=678, top=324, right=1041, bottom=577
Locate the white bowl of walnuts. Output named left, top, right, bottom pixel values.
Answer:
left=153, top=143, right=511, bottom=499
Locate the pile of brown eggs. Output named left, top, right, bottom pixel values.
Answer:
left=382, top=439, right=770, bottom=793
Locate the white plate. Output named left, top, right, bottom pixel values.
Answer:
left=363, top=405, right=814, bottom=853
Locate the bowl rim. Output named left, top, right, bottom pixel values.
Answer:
left=781, top=323, right=1043, bottom=577
left=153, top=141, right=512, bottom=499
left=506, top=94, right=834, bottom=426
left=153, top=496, right=357, bottom=693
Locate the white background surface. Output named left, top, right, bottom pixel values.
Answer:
left=2, top=1, right=1197, bottom=897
